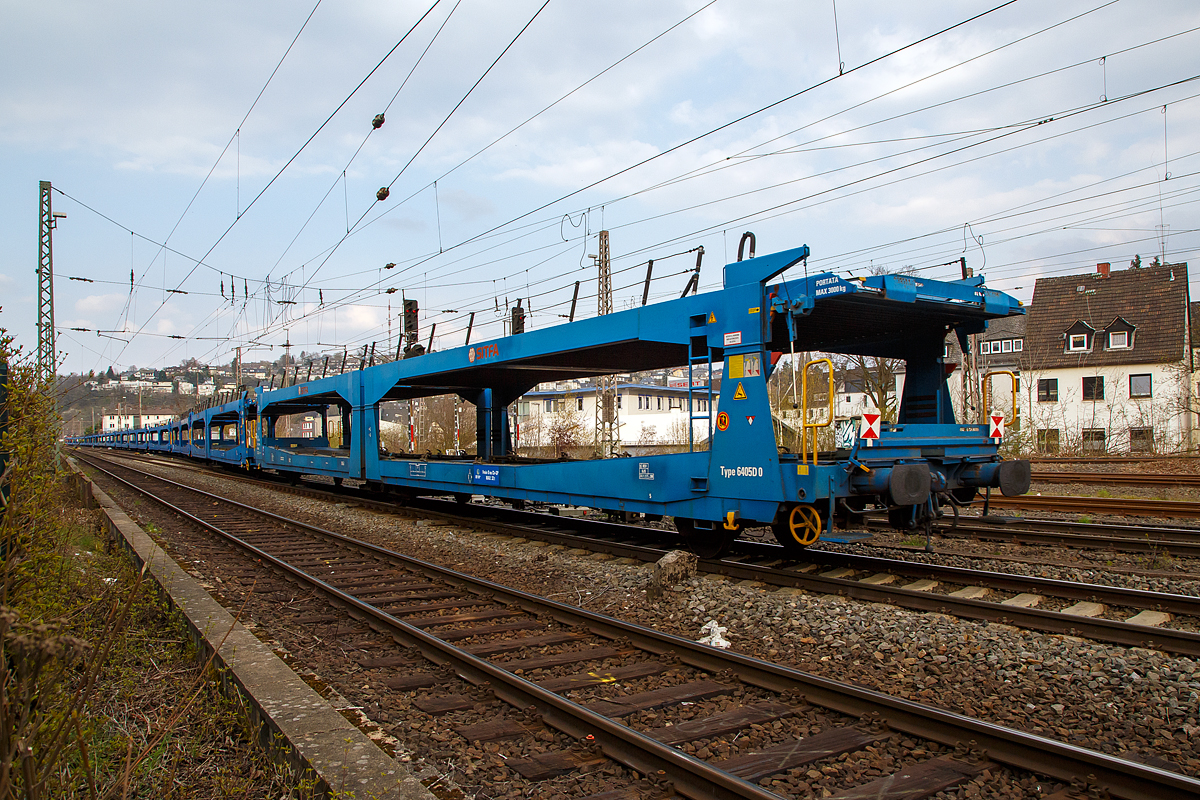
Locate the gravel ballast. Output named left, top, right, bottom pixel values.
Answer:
left=97, top=455, right=1200, bottom=782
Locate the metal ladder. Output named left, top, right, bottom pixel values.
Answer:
left=687, top=333, right=713, bottom=452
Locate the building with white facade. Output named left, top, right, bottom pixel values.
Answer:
left=102, top=412, right=175, bottom=431
left=515, top=381, right=715, bottom=453
left=943, top=314, right=1026, bottom=429
left=1019, top=261, right=1194, bottom=454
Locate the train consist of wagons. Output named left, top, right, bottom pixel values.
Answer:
left=71, top=244, right=1032, bottom=557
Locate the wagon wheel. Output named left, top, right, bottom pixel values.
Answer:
left=771, top=504, right=824, bottom=553
left=674, top=517, right=739, bottom=559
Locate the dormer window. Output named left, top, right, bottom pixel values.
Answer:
left=1102, top=317, right=1136, bottom=351
left=1063, top=320, right=1095, bottom=353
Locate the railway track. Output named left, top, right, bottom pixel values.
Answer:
left=81, top=450, right=1200, bottom=655
left=1032, top=456, right=1200, bottom=464
left=75, top=450, right=1200, bottom=800
left=984, top=493, right=1200, bottom=518
left=1032, top=471, right=1200, bottom=489
left=930, top=515, right=1200, bottom=558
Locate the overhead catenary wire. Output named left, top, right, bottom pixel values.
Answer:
left=140, top=0, right=1093, bottom=366
left=87, top=1, right=1200, bottom=376
left=304, top=0, right=1129, bottom=299
left=269, top=0, right=466, bottom=284
left=99, top=0, right=448, bottom=372
left=295, top=0, right=553, bottom=290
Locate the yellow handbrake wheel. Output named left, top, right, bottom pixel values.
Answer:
left=789, top=505, right=823, bottom=546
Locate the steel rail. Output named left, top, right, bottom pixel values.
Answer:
left=738, top=546, right=1200, bottom=617
left=78, top=455, right=786, bottom=800
left=76, top=452, right=1200, bottom=800
left=936, top=520, right=1200, bottom=558
left=1033, top=456, right=1199, bottom=465
left=1032, top=471, right=1200, bottom=488
left=985, top=494, right=1200, bottom=518
left=424, top=509, right=1200, bottom=625
left=80, top=450, right=1200, bottom=655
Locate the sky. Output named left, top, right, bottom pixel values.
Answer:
left=2, top=0, right=1198, bottom=377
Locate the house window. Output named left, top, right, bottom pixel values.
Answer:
left=1037, top=378, right=1058, bottom=402
left=616, top=394, right=622, bottom=409
left=544, top=399, right=553, bottom=412
left=1013, top=339, right=1023, bottom=351
left=1108, top=331, right=1129, bottom=349
left=1082, top=428, right=1107, bottom=453
left=1082, top=376, right=1104, bottom=401
left=656, top=396, right=663, bottom=410
left=1068, top=333, right=1089, bottom=351
left=1037, top=429, right=1060, bottom=453
left=1129, top=427, right=1154, bottom=453
left=668, top=396, right=682, bottom=409
left=1129, top=374, right=1152, bottom=398
left=1001, top=339, right=1013, bottom=353
left=577, top=398, right=584, bottom=411
left=980, top=341, right=991, bottom=354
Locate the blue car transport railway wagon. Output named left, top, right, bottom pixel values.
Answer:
left=72, top=244, right=1032, bottom=558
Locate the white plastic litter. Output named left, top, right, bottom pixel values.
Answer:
left=697, top=620, right=731, bottom=649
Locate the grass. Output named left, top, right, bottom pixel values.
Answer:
left=2, top=329, right=320, bottom=799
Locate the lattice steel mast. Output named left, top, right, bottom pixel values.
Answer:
left=593, top=230, right=619, bottom=456
left=37, top=181, right=59, bottom=388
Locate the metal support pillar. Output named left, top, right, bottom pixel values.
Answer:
left=37, top=181, right=60, bottom=388
left=593, top=231, right=619, bottom=457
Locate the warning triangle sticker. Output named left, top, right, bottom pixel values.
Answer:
left=708, top=312, right=716, bottom=323
left=746, top=416, right=755, bottom=425
left=733, top=382, right=747, bottom=400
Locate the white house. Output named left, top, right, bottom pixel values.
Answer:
left=515, top=381, right=716, bottom=452
left=1019, top=261, right=1194, bottom=454
left=943, top=313, right=1027, bottom=430
left=102, top=412, right=174, bottom=431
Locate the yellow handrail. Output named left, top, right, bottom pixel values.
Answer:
left=801, top=358, right=835, bottom=465
left=982, top=370, right=1017, bottom=425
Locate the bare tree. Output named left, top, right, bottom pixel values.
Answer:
left=548, top=394, right=585, bottom=457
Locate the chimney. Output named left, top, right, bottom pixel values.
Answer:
left=1097, top=262, right=1111, bottom=278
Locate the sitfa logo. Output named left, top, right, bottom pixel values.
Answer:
left=468, top=343, right=499, bottom=363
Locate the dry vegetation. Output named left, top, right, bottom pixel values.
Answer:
left=0, top=330, right=311, bottom=799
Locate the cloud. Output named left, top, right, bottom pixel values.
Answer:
left=384, top=216, right=429, bottom=234
left=5, top=0, right=1200, bottom=374
left=75, top=294, right=128, bottom=315
left=439, top=189, right=494, bottom=222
